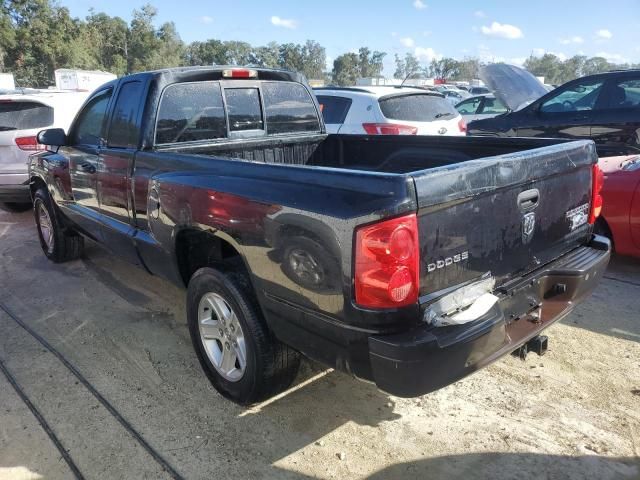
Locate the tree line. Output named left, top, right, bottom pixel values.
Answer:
left=1, top=1, right=638, bottom=88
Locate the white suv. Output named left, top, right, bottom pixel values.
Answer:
left=314, top=86, right=466, bottom=136
left=0, top=89, right=88, bottom=211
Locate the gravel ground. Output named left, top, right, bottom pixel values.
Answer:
left=0, top=207, right=638, bottom=480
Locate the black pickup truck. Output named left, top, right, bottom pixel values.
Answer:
left=29, top=66, right=610, bottom=404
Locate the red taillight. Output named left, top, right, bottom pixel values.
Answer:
left=458, top=118, right=466, bottom=133
left=588, top=163, right=605, bottom=224
left=222, top=68, right=258, bottom=79
left=15, top=136, right=44, bottom=151
left=362, top=123, right=418, bottom=135
left=354, top=213, right=419, bottom=308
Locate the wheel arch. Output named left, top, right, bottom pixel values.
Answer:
left=174, top=228, right=252, bottom=287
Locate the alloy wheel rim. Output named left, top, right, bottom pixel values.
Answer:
left=197, top=292, right=247, bottom=382
left=38, top=203, right=54, bottom=252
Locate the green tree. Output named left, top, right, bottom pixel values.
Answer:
left=331, top=52, right=359, bottom=86
left=394, top=53, right=421, bottom=80
left=428, top=57, right=460, bottom=80
left=358, top=47, right=386, bottom=78
left=249, top=41, right=280, bottom=68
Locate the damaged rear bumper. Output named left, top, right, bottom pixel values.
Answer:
left=368, top=235, right=611, bottom=398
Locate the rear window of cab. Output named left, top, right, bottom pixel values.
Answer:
left=155, top=80, right=320, bottom=145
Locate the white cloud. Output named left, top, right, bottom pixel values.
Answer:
left=199, top=15, right=213, bottom=24
left=596, top=51, right=629, bottom=63
left=414, top=46, right=442, bottom=62
left=400, top=37, right=415, bottom=48
left=413, top=0, right=427, bottom=9
left=596, top=29, right=612, bottom=39
left=532, top=48, right=546, bottom=56
left=481, top=21, right=523, bottom=39
left=474, top=10, right=486, bottom=18
left=271, top=16, right=298, bottom=29
left=559, top=35, right=583, bottom=45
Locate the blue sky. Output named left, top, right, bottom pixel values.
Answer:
left=62, top=0, right=640, bottom=75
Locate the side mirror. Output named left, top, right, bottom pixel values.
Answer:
left=37, top=128, right=67, bottom=148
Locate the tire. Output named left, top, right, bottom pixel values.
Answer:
left=281, top=236, right=340, bottom=292
left=187, top=267, right=300, bottom=405
left=0, top=202, right=31, bottom=213
left=33, top=188, right=84, bottom=263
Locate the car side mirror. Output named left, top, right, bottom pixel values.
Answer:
left=37, top=128, right=67, bottom=148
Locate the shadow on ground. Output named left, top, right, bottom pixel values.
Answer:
left=366, top=452, right=639, bottom=480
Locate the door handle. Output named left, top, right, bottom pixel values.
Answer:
left=517, top=188, right=540, bottom=212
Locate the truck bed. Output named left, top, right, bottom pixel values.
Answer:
left=158, top=133, right=574, bottom=174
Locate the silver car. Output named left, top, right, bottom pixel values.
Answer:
left=0, top=90, right=88, bottom=210
left=455, top=94, right=508, bottom=122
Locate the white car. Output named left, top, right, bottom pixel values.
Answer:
left=314, top=86, right=466, bottom=136
left=0, top=89, right=89, bottom=210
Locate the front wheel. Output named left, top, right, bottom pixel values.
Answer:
left=187, top=267, right=300, bottom=404
left=33, top=188, right=84, bottom=263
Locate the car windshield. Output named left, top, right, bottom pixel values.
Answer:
left=379, top=94, right=457, bottom=121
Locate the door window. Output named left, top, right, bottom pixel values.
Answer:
left=605, top=78, right=640, bottom=110
left=108, top=81, right=144, bottom=148
left=316, top=95, right=352, bottom=124
left=481, top=97, right=507, bottom=114
left=540, top=80, right=604, bottom=113
left=456, top=97, right=481, bottom=115
left=71, top=89, right=112, bottom=145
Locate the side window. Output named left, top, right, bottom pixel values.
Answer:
left=262, top=82, right=320, bottom=134
left=225, top=88, right=264, bottom=132
left=481, top=97, right=507, bottom=114
left=316, top=95, right=352, bottom=124
left=456, top=97, right=481, bottom=114
left=71, top=89, right=112, bottom=145
left=108, top=81, right=144, bottom=148
left=156, top=81, right=226, bottom=145
left=605, top=78, right=640, bottom=110
left=540, top=80, right=604, bottom=113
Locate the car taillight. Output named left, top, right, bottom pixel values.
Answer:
left=354, top=213, right=419, bottom=308
left=588, top=163, right=604, bottom=224
left=362, top=123, right=418, bottom=135
left=458, top=118, right=466, bottom=133
left=15, top=136, right=45, bottom=151
left=222, top=68, right=258, bottom=78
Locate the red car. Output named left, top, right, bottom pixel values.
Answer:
left=597, top=155, right=640, bottom=257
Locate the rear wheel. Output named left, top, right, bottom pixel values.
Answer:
left=187, top=267, right=300, bottom=405
left=33, top=188, right=84, bottom=262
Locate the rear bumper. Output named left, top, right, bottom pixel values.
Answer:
left=368, top=235, right=611, bottom=397
left=0, top=174, right=30, bottom=203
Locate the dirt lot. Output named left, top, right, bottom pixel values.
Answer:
left=0, top=207, right=639, bottom=480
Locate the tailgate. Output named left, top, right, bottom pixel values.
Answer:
left=411, top=140, right=597, bottom=296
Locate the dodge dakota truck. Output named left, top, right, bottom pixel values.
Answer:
left=29, top=66, right=610, bottom=405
